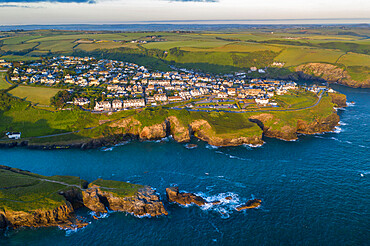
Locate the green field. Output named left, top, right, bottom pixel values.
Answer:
left=275, top=47, right=344, bottom=66
left=76, top=41, right=125, bottom=51
left=0, top=166, right=84, bottom=211
left=91, top=179, right=144, bottom=198
left=337, top=52, right=370, bottom=67
left=0, top=73, right=11, bottom=89
left=0, top=28, right=368, bottom=86
left=9, top=85, right=62, bottom=105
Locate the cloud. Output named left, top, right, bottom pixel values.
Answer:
left=0, top=4, right=32, bottom=7
left=0, top=0, right=95, bottom=3
left=169, top=0, right=218, bottom=2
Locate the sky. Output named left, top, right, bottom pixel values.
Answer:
left=0, top=0, right=369, bottom=25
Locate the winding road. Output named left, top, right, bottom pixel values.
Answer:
left=1, top=91, right=324, bottom=141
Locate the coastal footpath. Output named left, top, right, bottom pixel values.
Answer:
left=0, top=92, right=347, bottom=149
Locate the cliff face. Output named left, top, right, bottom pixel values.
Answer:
left=190, top=120, right=263, bottom=147
left=297, top=113, right=340, bottom=135
left=166, top=187, right=206, bottom=206
left=82, top=185, right=168, bottom=217
left=0, top=203, right=79, bottom=229
left=167, top=116, right=191, bottom=143
left=329, top=93, right=347, bottom=108
left=0, top=165, right=168, bottom=230
left=296, top=63, right=370, bottom=88
left=139, top=122, right=168, bottom=140
left=249, top=114, right=298, bottom=141
left=250, top=111, right=340, bottom=141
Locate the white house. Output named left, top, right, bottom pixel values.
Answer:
left=112, top=99, right=123, bottom=109
left=94, top=101, right=111, bottom=111
left=255, top=98, right=269, bottom=106
left=74, top=98, right=90, bottom=106
left=6, top=132, right=21, bottom=140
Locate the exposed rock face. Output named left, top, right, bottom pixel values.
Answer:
left=250, top=114, right=298, bottom=141
left=297, top=113, right=340, bottom=135
left=0, top=203, right=79, bottom=229
left=296, top=63, right=370, bottom=88
left=329, top=93, right=347, bottom=108
left=167, top=116, right=191, bottom=143
left=139, top=122, right=168, bottom=141
left=83, top=185, right=168, bottom=217
left=235, top=199, right=262, bottom=211
left=190, top=120, right=263, bottom=147
left=250, top=111, right=340, bottom=141
left=166, top=187, right=206, bottom=206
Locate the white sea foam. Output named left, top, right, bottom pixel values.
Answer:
left=346, top=102, right=355, bottom=107
left=333, top=126, right=342, bottom=134
left=114, top=141, right=130, bottom=147
left=215, top=151, right=249, bottom=161
left=60, top=221, right=91, bottom=237
left=243, top=143, right=264, bottom=148
left=339, top=121, right=347, bottom=126
left=206, top=144, right=219, bottom=149
left=89, top=211, right=110, bottom=219
left=192, top=192, right=244, bottom=218
left=100, top=147, right=114, bottom=151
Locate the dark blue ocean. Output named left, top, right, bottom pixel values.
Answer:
left=0, top=85, right=369, bottom=246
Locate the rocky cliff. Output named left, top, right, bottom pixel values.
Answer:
left=0, top=203, right=86, bottom=230
left=250, top=110, right=341, bottom=141
left=190, top=120, right=263, bottom=147
left=167, top=116, right=191, bottom=143
left=82, top=185, right=168, bottom=217
left=0, top=166, right=167, bottom=230
left=296, top=63, right=370, bottom=88
left=329, top=93, right=347, bottom=108
left=166, top=187, right=207, bottom=206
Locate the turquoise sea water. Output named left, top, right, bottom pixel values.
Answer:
left=0, top=85, right=369, bottom=245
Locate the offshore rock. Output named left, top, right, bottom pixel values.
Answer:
left=166, top=187, right=206, bottom=206
left=235, top=199, right=262, bottom=211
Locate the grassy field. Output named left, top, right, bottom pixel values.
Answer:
left=142, top=40, right=231, bottom=50
left=76, top=41, right=125, bottom=51
left=9, top=85, right=62, bottom=105
left=182, top=42, right=283, bottom=53
left=274, top=90, right=318, bottom=109
left=91, top=179, right=143, bottom=198
left=337, top=52, right=370, bottom=67
left=1, top=43, right=39, bottom=52
left=36, top=40, right=76, bottom=53
left=0, top=73, right=11, bottom=90
left=0, top=166, right=84, bottom=211
left=275, top=47, right=344, bottom=66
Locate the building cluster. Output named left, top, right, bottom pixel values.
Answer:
left=5, top=56, right=327, bottom=111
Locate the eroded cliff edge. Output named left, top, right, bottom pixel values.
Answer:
left=1, top=92, right=347, bottom=148
left=0, top=166, right=167, bottom=230
left=296, top=63, right=370, bottom=88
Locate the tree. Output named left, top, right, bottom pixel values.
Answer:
left=50, top=90, right=72, bottom=108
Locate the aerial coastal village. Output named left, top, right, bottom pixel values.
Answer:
left=2, top=56, right=330, bottom=112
